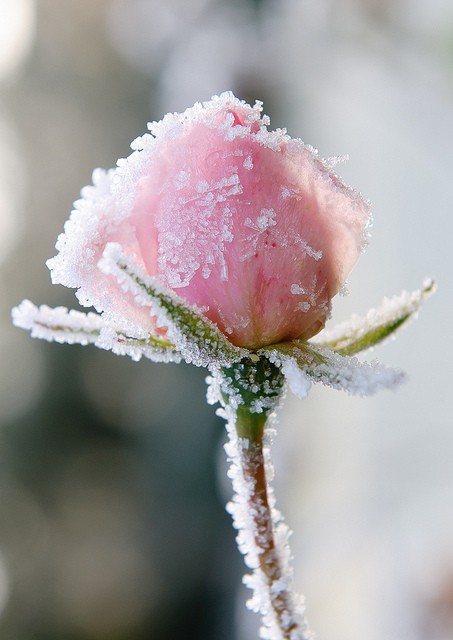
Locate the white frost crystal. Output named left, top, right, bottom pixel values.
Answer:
left=12, top=299, right=181, bottom=363
left=264, top=343, right=405, bottom=398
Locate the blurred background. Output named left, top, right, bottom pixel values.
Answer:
left=0, top=0, right=452, bottom=638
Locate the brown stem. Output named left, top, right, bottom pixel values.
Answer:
left=235, top=408, right=304, bottom=638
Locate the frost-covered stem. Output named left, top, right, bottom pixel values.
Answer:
left=212, top=359, right=311, bottom=639
left=224, top=403, right=311, bottom=640
left=237, top=408, right=303, bottom=638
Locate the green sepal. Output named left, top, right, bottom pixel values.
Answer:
left=260, top=340, right=405, bottom=396
left=220, top=356, right=285, bottom=414
left=11, top=300, right=181, bottom=363
left=100, top=243, right=248, bottom=367
left=314, top=279, right=436, bottom=356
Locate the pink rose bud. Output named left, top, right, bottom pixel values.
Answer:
left=48, top=92, right=370, bottom=349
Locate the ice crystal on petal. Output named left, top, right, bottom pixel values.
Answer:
left=11, top=300, right=180, bottom=363
left=324, top=154, right=349, bottom=169
left=290, top=284, right=305, bottom=295
left=293, top=237, right=322, bottom=262
left=157, top=172, right=239, bottom=288
left=243, top=155, right=254, bottom=170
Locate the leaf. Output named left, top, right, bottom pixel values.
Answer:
left=11, top=299, right=181, bottom=363
left=313, top=279, right=436, bottom=356
left=260, top=341, right=405, bottom=397
left=98, top=243, right=248, bottom=367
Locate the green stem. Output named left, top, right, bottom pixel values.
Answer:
left=235, top=406, right=266, bottom=442
left=219, top=357, right=309, bottom=637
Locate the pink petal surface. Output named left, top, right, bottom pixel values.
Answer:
left=48, top=92, right=370, bottom=349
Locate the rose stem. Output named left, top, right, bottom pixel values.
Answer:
left=234, top=406, right=309, bottom=639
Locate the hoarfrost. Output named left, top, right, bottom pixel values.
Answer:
left=99, top=243, right=247, bottom=368
left=293, top=236, right=322, bottom=261
left=206, top=361, right=312, bottom=639
left=313, top=278, right=436, bottom=356
left=254, top=126, right=289, bottom=152
left=220, top=403, right=314, bottom=640
left=324, top=154, right=348, bottom=169
left=240, top=204, right=322, bottom=265
left=174, top=170, right=190, bottom=190
left=290, top=284, right=305, bottom=295
left=243, top=155, right=254, bottom=170
left=280, top=359, right=312, bottom=399
left=257, top=208, right=277, bottom=230
left=157, top=173, right=240, bottom=288
left=11, top=300, right=181, bottom=363
left=196, top=179, right=210, bottom=193
left=289, top=276, right=328, bottom=315
left=263, top=343, right=405, bottom=397
left=281, top=186, right=292, bottom=200
left=244, top=207, right=277, bottom=232
left=241, top=208, right=277, bottom=261
left=296, top=302, right=311, bottom=313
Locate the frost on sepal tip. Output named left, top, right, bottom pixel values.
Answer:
left=314, top=278, right=436, bottom=356
left=261, top=341, right=405, bottom=398
left=11, top=299, right=181, bottom=363
left=98, top=243, right=248, bottom=368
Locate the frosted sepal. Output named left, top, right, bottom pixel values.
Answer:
left=98, top=243, right=248, bottom=367
left=313, top=279, right=436, bottom=356
left=208, top=357, right=285, bottom=415
left=11, top=300, right=181, bottom=363
left=261, top=341, right=405, bottom=397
